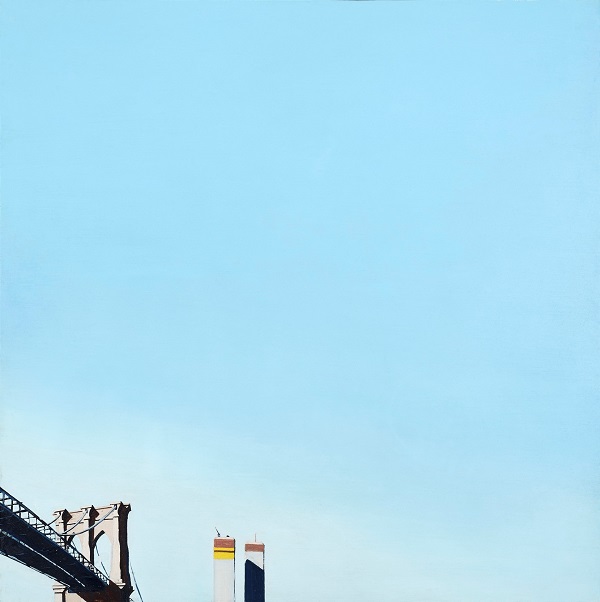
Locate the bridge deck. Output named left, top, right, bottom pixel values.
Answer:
left=0, top=487, right=108, bottom=592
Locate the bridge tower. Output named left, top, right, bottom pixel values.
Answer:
left=52, top=502, right=133, bottom=602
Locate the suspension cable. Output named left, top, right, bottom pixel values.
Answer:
left=61, top=508, right=89, bottom=535
left=64, top=505, right=117, bottom=537
left=93, top=539, right=110, bottom=579
left=130, top=557, right=145, bottom=602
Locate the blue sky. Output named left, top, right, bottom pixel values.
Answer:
left=1, top=1, right=599, bottom=601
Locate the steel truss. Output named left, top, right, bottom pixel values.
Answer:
left=0, top=486, right=109, bottom=592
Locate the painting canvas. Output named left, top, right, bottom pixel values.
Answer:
left=1, top=2, right=598, bottom=601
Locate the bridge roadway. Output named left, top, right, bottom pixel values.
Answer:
left=0, top=486, right=109, bottom=592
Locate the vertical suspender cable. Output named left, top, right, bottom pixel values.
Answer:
left=130, top=558, right=145, bottom=602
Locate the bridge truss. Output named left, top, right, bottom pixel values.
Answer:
left=0, top=486, right=109, bottom=593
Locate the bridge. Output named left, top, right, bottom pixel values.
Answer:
left=0, top=486, right=135, bottom=602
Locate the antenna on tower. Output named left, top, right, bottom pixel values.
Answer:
left=215, top=527, right=221, bottom=537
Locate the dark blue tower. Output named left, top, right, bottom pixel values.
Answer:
left=244, top=542, right=265, bottom=602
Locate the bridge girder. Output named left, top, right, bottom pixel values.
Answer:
left=0, top=487, right=108, bottom=593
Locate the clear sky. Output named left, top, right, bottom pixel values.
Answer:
left=1, top=1, right=599, bottom=601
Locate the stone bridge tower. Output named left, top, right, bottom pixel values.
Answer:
left=52, top=502, right=133, bottom=602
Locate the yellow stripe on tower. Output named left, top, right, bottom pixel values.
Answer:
left=214, top=546, right=235, bottom=560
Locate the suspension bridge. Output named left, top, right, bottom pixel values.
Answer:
left=0, top=486, right=142, bottom=602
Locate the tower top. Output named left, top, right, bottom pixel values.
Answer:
left=214, top=537, right=235, bottom=547
left=245, top=542, right=264, bottom=552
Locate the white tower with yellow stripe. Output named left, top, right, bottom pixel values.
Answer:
left=214, top=537, right=235, bottom=602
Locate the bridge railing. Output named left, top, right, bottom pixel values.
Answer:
left=0, top=487, right=109, bottom=586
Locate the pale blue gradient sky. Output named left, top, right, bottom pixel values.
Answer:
left=1, top=2, right=599, bottom=601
